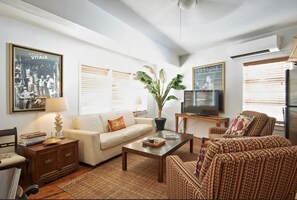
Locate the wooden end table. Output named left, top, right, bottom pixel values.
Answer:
left=19, top=138, right=79, bottom=185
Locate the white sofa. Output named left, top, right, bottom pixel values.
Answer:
left=63, top=110, right=155, bottom=166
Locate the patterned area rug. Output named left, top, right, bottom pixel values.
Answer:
left=59, top=138, right=200, bottom=199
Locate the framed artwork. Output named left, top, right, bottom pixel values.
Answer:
left=9, top=43, right=63, bottom=113
left=192, top=62, right=225, bottom=112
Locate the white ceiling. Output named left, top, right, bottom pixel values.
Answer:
left=88, top=0, right=297, bottom=55
left=12, top=0, right=297, bottom=59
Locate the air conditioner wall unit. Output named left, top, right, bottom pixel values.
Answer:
left=228, top=35, right=280, bottom=59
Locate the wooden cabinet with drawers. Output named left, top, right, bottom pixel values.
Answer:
left=20, top=139, right=79, bottom=185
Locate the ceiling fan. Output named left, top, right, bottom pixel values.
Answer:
left=176, top=0, right=198, bottom=10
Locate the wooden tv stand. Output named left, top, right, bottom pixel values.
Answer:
left=175, top=113, right=229, bottom=133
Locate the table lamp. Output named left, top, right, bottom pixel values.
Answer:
left=45, top=97, right=68, bottom=138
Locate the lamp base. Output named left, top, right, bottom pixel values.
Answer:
left=55, top=131, right=65, bottom=139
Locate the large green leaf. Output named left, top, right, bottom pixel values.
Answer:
left=143, top=65, right=156, bottom=78
left=159, top=68, right=166, bottom=83
left=166, top=95, right=178, bottom=101
left=135, top=65, right=186, bottom=118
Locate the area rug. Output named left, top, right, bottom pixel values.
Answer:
left=59, top=138, right=200, bottom=199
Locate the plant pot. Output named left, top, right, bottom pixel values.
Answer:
left=155, top=118, right=166, bottom=131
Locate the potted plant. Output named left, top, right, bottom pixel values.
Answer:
left=135, top=65, right=186, bottom=131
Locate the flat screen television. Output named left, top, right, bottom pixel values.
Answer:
left=183, top=90, right=220, bottom=116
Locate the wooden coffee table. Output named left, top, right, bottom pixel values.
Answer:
left=122, top=131, right=193, bottom=182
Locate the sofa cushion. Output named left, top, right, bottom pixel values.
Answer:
left=100, top=131, right=125, bottom=150
left=99, top=111, right=119, bottom=132
left=132, top=124, right=154, bottom=136
left=72, top=114, right=104, bottom=133
left=198, top=135, right=292, bottom=182
left=242, top=111, right=269, bottom=136
left=117, top=110, right=136, bottom=127
left=108, top=116, right=126, bottom=132
left=225, top=114, right=254, bottom=136
left=118, top=126, right=141, bottom=142
left=116, top=124, right=153, bottom=142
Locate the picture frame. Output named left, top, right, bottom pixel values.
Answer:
left=192, top=62, right=225, bottom=112
left=9, top=43, right=63, bottom=113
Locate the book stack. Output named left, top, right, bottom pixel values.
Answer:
left=19, top=131, right=47, bottom=146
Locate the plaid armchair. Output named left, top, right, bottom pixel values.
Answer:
left=209, top=110, right=276, bottom=139
left=166, top=136, right=297, bottom=199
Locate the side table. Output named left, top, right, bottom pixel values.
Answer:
left=19, top=138, right=79, bottom=185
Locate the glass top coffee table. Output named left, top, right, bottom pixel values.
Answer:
left=122, top=130, right=193, bottom=182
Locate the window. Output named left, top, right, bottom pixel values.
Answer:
left=131, top=74, right=147, bottom=112
left=243, top=57, right=292, bottom=122
left=112, top=71, right=131, bottom=110
left=80, top=65, right=147, bottom=115
left=80, top=65, right=111, bottom=115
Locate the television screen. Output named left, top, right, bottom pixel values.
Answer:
left=183, top=90, right=220, bottom=116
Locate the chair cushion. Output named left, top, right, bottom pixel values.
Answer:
left=108, top=116, right=126, bottom=132
left=0, top=152, right=26, bottom=168
left=225, top=114, right=254, bottom=136
left=198, top=135, right=292, bottom=182
left=242, top=111, right=269, bottom=136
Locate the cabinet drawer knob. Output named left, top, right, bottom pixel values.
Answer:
left=44, top=158, right=53, bottom=164
left=65, top=152, right=73, bottom=157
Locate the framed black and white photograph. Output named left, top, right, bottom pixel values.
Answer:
left=9, top=44, right=63, bottom=113
left=192, top=62, right=225, bottom=112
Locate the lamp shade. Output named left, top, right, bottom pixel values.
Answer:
left=288, top=36, right=297, bottom=62
left=45, top=97, right=68, bottom=112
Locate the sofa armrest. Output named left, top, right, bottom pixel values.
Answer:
left=63, top=129, right=101, bottom=166
left=166, top=155, right=204, bottom=199
left=135, top=117, right=155, bottom=127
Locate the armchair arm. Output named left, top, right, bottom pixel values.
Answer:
left=166, top=155, right=205, bottom=199
left=260, top=117, right=276, bottom=136
left=208, top=127, right=228, bottom=140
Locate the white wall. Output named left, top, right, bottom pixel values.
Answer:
left=1, top=15, right=296, bottom=138
left=163, top=25, right=297, bottom=138
left=0, top=16, right=156, bottom=136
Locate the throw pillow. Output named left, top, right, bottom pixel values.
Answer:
left=224, top=114, right=254, bottom=136
left=108, top=116, right=126, bottom=132
left=195, top=137, right=214, bottom=178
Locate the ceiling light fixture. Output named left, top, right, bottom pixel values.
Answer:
left=177, top=0, right=198, bottom=11
left=176, top=0, right=198, bottom=40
